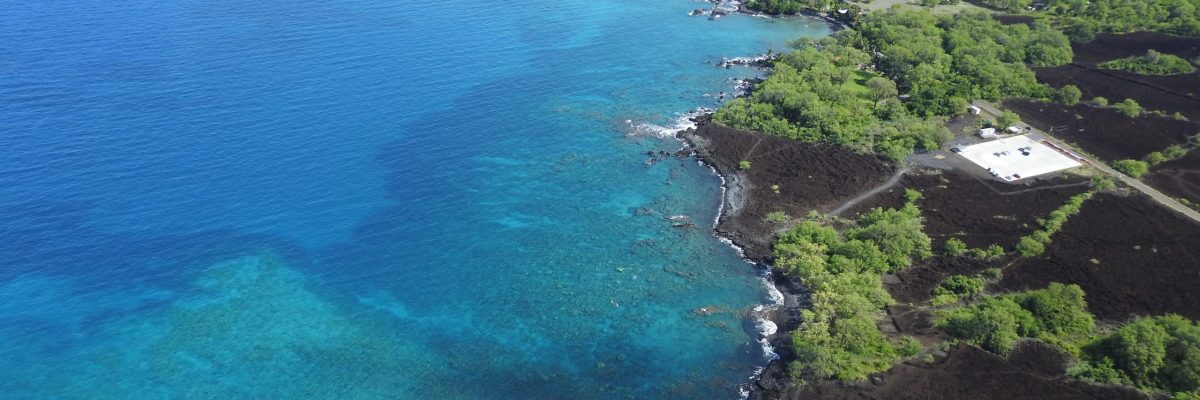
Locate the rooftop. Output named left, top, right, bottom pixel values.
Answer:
left=956, top=135, right=1082, bottom=181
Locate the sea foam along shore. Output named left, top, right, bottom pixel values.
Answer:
left=623, top=107, right=787, bottom=399
left=683, top=120, right=788, bottom=399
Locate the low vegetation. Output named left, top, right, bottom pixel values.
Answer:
left=941, top=282, right=1200, bottom=397
left=944, top=237, right=1006, bottom=259
left=973, top=0, right=1200, bottom=37
left=1115, top=98, right=1143, bottom=118
left=1015, top=191, right=1094, bottom=257
left=932, top=274, right=985, bottom=305
left=1073, top=315, right=1200, bottom=397
left=776, top=190, right=931, bottom=382
left=939, top=282, right=1095, bottom=354
left=765, top=211, right=791, bottom=223
left=1113, top=159, right=1151, bottom=177
left=1099, top=50, right=1198, bottom=75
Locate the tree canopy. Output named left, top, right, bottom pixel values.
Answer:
left=1075, top=315, right=1200, bottom=397
left=1099, top=50, right=1198, bottom=75
left=777, top=195, right=931, bottom=382
left=939, top=283, right=1095, bottom=354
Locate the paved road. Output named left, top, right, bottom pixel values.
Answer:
left=972, top=100, right=1200, bottom=224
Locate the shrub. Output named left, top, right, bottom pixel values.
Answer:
left=778, top=195, right=931, bottom=383
left=940, top=297, right=1035, bottom=354
left=1055, top=85, right=1082, bottom=105
left=1098, top=50, right=1198, bottom=75
left=1077, top=315, right=1200, bottom=395
left=944, top=238, right=968, bottom=256
left=898, top=336, right=924, bottom=357
left=1145, top=151, right=1168, bottom=165
left=1093, top=97, right=1109, bottom=106
left=939, top=283, right=1094, bottom=355
left=739, top=160, right=752, bottom=170
left=933, top=275, right=985, bottom=304
left=1016, top=236, right=1046, bottom=257
left=1115, top=98, right=1143, bottom=118
left=1091, top=176, right=1116, bottom=190
left=996, top=111, right=1021, bottom=129
left=1112, top=159, right=1150, bottom=177
left=765, top=211, right=790, bottom=224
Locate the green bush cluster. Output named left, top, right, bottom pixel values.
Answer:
left=1115, top=98, right=1143, bottom=118
left=1113, top=159, right=1151, bottom=177
left=745, top=0, right=839, bottom=14
left=939, top=283, right=1095, bottom=354
left=943, top=238, right=968, bottom=256
left=765, top=211, right=791, bottom=224
left=776, top=195, right=931, bottom=382
left=712, top=37, right=951, bottom=161
left=1099, top=50, right=1198, bottom=75
left=1073, top=315, right=1200, bottom=397
left=1055, top=84, right=1083, bottom=105
left=860, top=11, right=1070, bottom=115
left=943, top=238, right=1005, bottom=259
left=1144, top=144, right=1192, bottom=166
left=1044, top=0, right=1200, bottom=37
left=714, top=9, right=1071, bottom=161
left=1016, top=192, right=1093, bottom=257
left=932, top=275, right=985, bottom=305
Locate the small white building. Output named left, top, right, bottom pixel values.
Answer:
left=979, top=127, right=998, bottom=138
left=968, top=105, right=982, bottom=115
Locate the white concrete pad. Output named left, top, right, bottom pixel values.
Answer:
left=956, top=135, right=1081, bottom=181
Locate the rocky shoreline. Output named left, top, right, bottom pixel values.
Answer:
left=677, top=121, right=805, bottom=399
left=676, top=115, right=896, bottom=399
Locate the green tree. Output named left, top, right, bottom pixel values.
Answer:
left=866, top=76, right=899, bottom=106
left=1099, top=50, right=1198, bottom=75
left=934, top=275, right=985, bottom=301
left=1017, top=283, right=1094, bottom=338
left=1112, top=159, right=1150, bottom=177
left=1079, top=315, right=1200, bottom=395
left=940, top=284, right=1095, bottom=355
left=944, top=238, right=968, bottom=256
left=1056, top=85, right=1082, bottom=105
left=848, top=203, right=933, bottom=272
left=1115, top=98, right=1143, bottom=118
left=1016, top=236, right=1046, bottom=257
left=940, top=297, right=1036, bottom=354
left=996, top=110, right=1021, bottom=128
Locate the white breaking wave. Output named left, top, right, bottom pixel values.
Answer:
left=624, top=107, right=713, bottom=138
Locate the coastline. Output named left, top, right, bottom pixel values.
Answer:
left=676, top=116, right=811, bottom=399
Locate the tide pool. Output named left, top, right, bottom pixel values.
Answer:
left=0, top=0, right=829, bottom=398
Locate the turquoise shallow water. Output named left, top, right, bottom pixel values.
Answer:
left=0, top=0, right=828, bottom=398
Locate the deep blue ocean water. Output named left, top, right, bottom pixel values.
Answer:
left=0, top=1, right=828, bottom=398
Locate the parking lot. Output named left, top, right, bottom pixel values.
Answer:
left=954, top=135, right=1082, bottom=181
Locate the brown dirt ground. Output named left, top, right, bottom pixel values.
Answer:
left=843, top=169, right=1090, bottom=249
left=1033, top=32, right=1200, bottom=121
left=1000, top=192, right=1200, bottom=321
left=1003, top=99, right=1198, bottom=161
left=1144, top=149, right=1200, bottom=210
left=840, top=169, right=1092, bottom=304
left=787, top=342, right=1150, bottom=400
left=684, top=118, right=894, bottom=261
